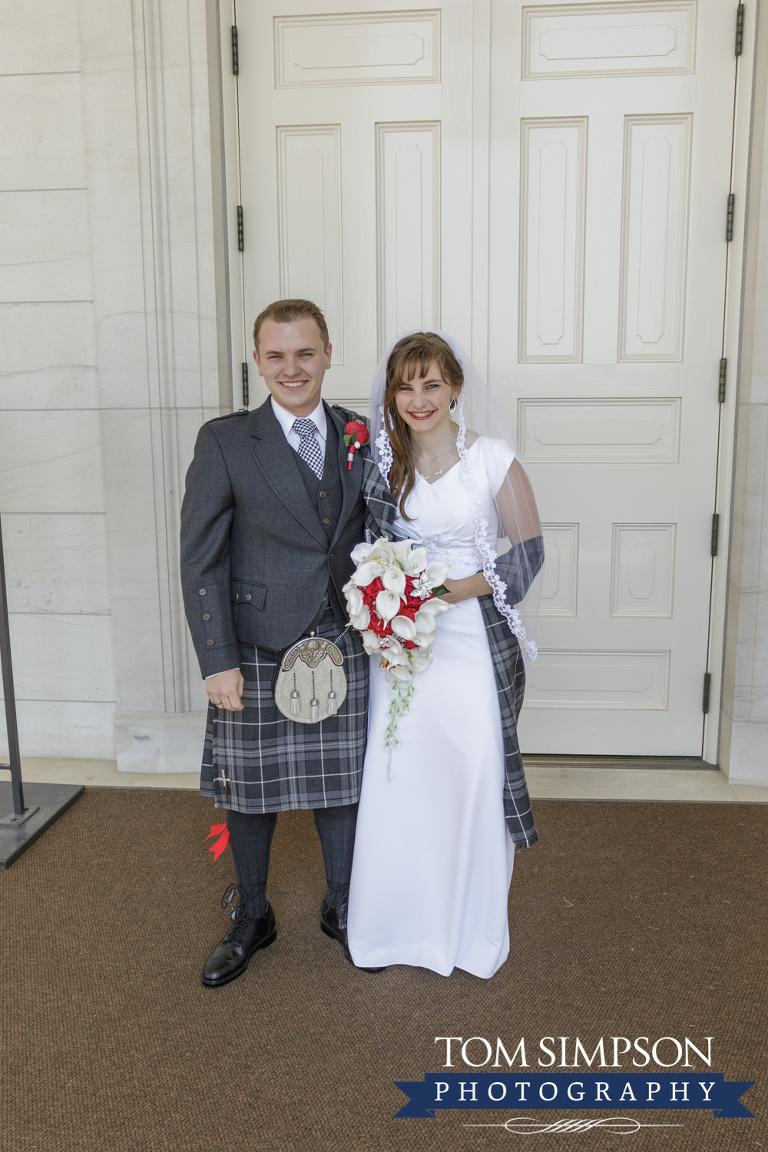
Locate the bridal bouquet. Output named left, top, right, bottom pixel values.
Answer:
left=343, top=537, right=452, bottom=750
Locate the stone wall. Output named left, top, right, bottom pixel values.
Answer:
left=0, top=0, right=225, bottom=768
left=0, top=0, right=114, bottom=757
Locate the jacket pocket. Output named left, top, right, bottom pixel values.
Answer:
left=230, top=578, right=267, bottom=610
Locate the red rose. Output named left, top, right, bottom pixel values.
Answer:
left=344, top=420, right=369, bottom=446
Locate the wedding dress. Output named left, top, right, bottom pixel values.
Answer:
left=347, top=436, right=518, bottom=979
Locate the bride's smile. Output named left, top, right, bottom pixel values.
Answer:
left=394, top=363, right=459, bottom=438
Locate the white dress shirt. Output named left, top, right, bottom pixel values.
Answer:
left=206, top=396, right=327, bottom=681
left=270, top=395, right=327, bottom=464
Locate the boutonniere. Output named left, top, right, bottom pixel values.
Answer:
left=343, top=420, right=370, bottom=470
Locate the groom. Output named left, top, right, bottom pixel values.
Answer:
left=180, top=298, right=395, bottom=986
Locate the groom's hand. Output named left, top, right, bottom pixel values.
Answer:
left=206, top=668, right=244, bottom=711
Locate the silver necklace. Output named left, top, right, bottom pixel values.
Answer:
left=418, top=436, right=458, bottom=481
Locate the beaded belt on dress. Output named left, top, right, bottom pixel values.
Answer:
left=427, top=545, right=483, bottom=567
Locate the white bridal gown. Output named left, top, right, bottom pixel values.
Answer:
left=347, top=436, right=517, bottom=979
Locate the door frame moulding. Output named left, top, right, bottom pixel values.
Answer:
left=706, top=0, right=758, bottom=767
left=217, top=0, right=246, bottom=408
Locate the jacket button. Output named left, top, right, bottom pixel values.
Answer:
left=203, top=613, right=210, bottom=621
left=206, top=639, right=215, bottom=646
left=329, top=551, right=334, bottom=559
left=322, top=517, right=330, bottom=525
left=319, top=490, right=327, bottom=498
left=244, top=594, right=251, bottom=601
left=199, top=588, right=206, bottom=596
left=232, top=593, right=239, bottom=601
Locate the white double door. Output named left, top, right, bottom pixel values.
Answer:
left=227, top=0, right=737, bottom=756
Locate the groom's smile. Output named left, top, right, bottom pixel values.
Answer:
left=253, top=316, right=332, bottom=418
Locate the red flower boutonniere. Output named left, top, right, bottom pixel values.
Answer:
left=343, top=420, right=370, bottom=470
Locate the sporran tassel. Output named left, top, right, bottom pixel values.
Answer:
left=326, top=671, right=338, bottom=716
left=310, top=672, right=319, bottom=723
left=290, top=673, right=301, bottom=716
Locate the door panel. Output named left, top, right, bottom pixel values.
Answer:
left=489, top=0, right=734, bottom=754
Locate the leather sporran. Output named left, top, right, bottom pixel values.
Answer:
left=272, top=635, right=347, bottom=724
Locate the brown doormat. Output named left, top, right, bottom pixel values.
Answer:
left=0, top=789, right=764, bottom=1152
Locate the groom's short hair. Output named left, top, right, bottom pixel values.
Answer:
left=253, top=299, right=329, bottom=350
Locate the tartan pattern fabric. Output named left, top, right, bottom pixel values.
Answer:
left=478, top=595, right=539, bottom=848
left=201, top=611, right=368, bottom=813
left=291, top=417, right=324, bottom=478
left=329, top=406, right=397, bottom=542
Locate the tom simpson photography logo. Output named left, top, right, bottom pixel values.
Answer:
left=393, top=1036, right=755, bottom=1124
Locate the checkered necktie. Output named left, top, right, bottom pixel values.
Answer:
left=292, top=418, right=324, bottom=478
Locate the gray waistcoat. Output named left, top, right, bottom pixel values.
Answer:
left=293, top=417, right=346, bottom=625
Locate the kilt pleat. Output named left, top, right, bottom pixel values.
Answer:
left=201, top=611, right=368, bottom=813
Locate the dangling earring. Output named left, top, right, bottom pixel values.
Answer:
left=449, top=396, right=458, bottom=414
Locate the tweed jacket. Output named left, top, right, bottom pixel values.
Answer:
left=180, top=398, right=396, bottom=679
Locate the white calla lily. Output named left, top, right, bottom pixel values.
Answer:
left=390, top=538, right=415, bottom=565
left=352, top=560, right=383, bottom=587
left=392, top=539, right=428, bottom=574
left=382, top=565, right=406, bottom=595
left=376, top=589, right=401, bottom=622
left=410, top=649, right=433, bottom=672
left=371, top=538, right=395, bottom=564
left=414, top=609, right=439, bottom=636
left=345, top=586, right=364, bottom=615
left=416, top=597, right=452, bottom=617
left=391, top=614, right=417, bottom=641
left=413, top=631, right=436, bottom=648
left=349, top=606, right=370, bottom=631
left=350, top=542, right=374, bottom=565
left=405, top=547, right=429, bottom=575
left=424, top=561, right=451, bottom=586
left=361, top=629, right=381, bottom=653
left=385, top=662, right=414, bottom=683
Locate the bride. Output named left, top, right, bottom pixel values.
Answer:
left=347, top=331, right=544, bottom=979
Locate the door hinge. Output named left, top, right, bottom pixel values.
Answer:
left=735, top=3, right=744, bottom=55
left=231, top=25, right=239, bottom=75
left=726, top=193, right=735, bottom=241
left=719, top=357, right=727, bottom=403
left=702, top=672, right=711, bottom=714
left=711, top=513, right=720, bottom=556
left=241, top=362, right=249, bottom=407
left=237, top=205, right=244, bottom=252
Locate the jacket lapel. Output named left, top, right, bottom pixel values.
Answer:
left=249, top=399, right=327, bottom=545
left=327, top=403, right=363, bottom=548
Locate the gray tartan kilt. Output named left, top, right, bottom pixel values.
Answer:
left=200, top=610, right=367, bottom=813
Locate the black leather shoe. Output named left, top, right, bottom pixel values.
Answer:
left=201, top=884, right=276, bottom=988
left=320, top=897, right=386, bottom=973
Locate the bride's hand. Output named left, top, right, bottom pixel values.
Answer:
left=439, top=572, right=493, bottom=604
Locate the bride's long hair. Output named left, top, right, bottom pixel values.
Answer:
left=382, top=331, right=464, bottom=520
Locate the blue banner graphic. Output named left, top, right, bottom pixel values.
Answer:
left=393, top=1073, right=755, bottom=1119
